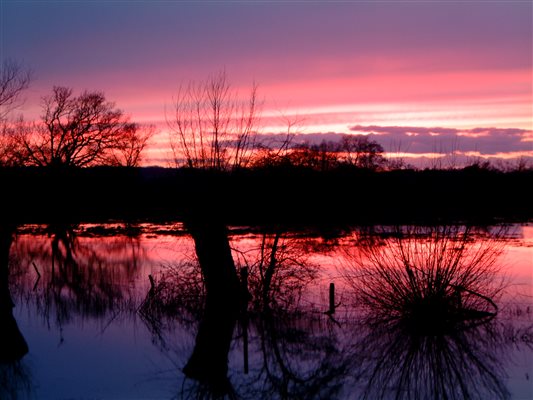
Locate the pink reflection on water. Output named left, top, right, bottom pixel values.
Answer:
left=501, top=225, right=533, bottom=301
left=7, top=223, right=531, bottom=399
left=10, top=223, right=532, bottom=315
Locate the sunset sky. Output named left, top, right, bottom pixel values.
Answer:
left=1, top=1, right=532, bottom=166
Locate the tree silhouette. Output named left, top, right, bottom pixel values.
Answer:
left=252, top=135, right=386, bottom=171
left=0, top=60, right=31, bottom=121
left=169, top=71, right=259, bottom=170
left=104, top=124, right=154, bottom=167
left=233, top=232, right=318, bottom=311
left=0, top=224, right=28, bottom=363
left=0, top=60, right=31, bottom=166
left=17, top=86, right=150, bottom=167
left=339, top=135, right=385, bottom=169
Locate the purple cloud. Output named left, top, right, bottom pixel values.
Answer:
left=348, top=125, right=532, bottom=155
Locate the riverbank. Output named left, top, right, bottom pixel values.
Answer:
left=1, top=166, right=531, bottom=225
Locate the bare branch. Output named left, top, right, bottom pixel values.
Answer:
left=17, top=86, right=146, bottom=167
left=0, top=60, right=31, bottom=120
left=168, top=71, right=260, bottom=170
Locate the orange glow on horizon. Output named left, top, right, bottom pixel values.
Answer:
left=17, top=67, right=532, bottom=168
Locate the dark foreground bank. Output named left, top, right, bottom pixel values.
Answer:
left=0, top=166, right=531, bottom=225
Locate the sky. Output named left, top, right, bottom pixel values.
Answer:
left=1, top=0, right=532, bottom=166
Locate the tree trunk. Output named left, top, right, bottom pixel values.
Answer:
left=0, top=224, right=29, bottom=362
left=186, top=219, right=240, bottom=303
left=182, top=294, right=238, bottom=396
left=183, top=218, right=241, bottom=395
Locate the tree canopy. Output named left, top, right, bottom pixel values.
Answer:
left=17, top=86, right=150, bottom=167
left=253, top=135, right=386, bottom=171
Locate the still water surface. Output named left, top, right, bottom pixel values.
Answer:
left=3, top=223, right=532, bottom=399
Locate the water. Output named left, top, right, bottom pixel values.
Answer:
left=2, top=223, right=532, bottom=399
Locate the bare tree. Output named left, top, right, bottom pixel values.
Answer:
left=169, top=71, right=260, bottom=170
left=0, top=118, right=24, bottom=166
left=252, top=113, right=305, bottom=168
left=17, top=86, right=147, bottom=167
left=0, top=60, right=31, bottom=166
left=104, top=124, right=154, bottom=167
left=0, top=60, right=31, bottom=121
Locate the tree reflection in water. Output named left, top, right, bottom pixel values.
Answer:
left=341, top=225, right=528, bottom=400
left=1, top=222, right=148, bottom=399
left=142, top=225, right=532, bottom=399
left=242, top=310, right=348, bottom=400
left=237, top=231, right=319, bottom=311
left=2, top=223, right=532, bottom=399
left=0, top=361, right=33, bottom=400
left=0, top=224, right=32, bottom=400
left=342, top=226, right=507, bottom=334
left=10, top=223, right=146, bottom=331
left=347, top=312, right=516, bottom=400
left=141, top=227, right=347, bottom=399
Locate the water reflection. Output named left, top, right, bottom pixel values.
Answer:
left=239, top=231, right=318, bottom=311
left=348, top=315, right=513, bottom=399
left=0, top=225, right=28, bottom=362
left=246, top=311, right=348, bottom=399
left=0, top=224, right=32, bottom=400
left=0, top=361, right=33, bottom=400
left=142, top=225, right=531, bottom=399
left=342, top=225, right=520, bottom=400
left=168, top=310, right=349, bottom=400
left=142, top=225, right=346, bottom=398
left=1, top=223, right=532, bottom=399
left=12, top=224, right=145, bottom=326
left=342, top=226, right=507, bottom=333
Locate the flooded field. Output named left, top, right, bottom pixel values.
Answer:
left=2, top=223, right=532, bottom=399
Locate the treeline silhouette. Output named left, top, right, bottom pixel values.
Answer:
left=1, top=64, right=531, bottom=228
left=0, top=165, right=530, bottom=225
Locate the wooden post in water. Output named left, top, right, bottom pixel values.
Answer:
left=329, top=282, right=335, bottom=315
left=240, top=267, right=249, bottom=374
